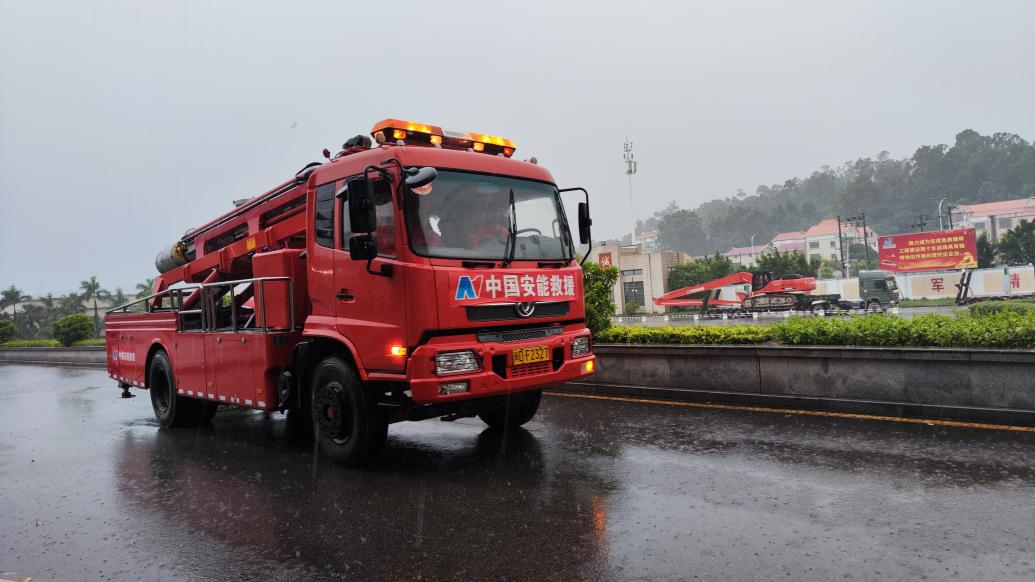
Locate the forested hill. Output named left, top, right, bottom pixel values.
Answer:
left=640, top=130, right=1035, bottom=256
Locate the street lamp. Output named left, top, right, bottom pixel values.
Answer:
left=931, top=197, right=948, bottom=230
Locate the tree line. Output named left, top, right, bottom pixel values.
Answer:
left=636, top=130, right=1035, bottom=256
left=0, top=277, right=153, bottom=341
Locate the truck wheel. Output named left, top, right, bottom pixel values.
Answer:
left=479, top=390, right=542, bottom=429
left=148, top=350, right=197, bottom=428
left=867, top=299, right=883, bottom=313
left=310, top=356, right=387, bottom=467
left=811, top=303, right=826, bottom=316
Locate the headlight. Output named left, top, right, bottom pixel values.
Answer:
left=572, top=336, right=591, bottom=357
left=435, top=350, right=480, bottom=375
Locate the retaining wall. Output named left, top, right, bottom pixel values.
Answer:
left=0, top=347, right=107, bottom=368
left=562, top=344, right=1035, bottom=425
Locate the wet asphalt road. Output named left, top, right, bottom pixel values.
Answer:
left=3, top=365, right=1035, bottom=581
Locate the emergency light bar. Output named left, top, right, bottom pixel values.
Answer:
left=370, top=118, right=516, bottom=158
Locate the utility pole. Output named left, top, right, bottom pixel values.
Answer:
left=945, top=203, right=958, bottom=229
left=623, top=139, right=638, bottom=245
left=845, top=214, right=870, bottom=268
left=837, top=215, right=847, bottom=278
left=911, top=214, right=929, bottom=232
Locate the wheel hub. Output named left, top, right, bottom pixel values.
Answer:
left=314, top=383, right=351, bottom=440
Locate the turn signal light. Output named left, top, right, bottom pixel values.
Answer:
left=583, top=360, right=595, bottom=373
left=389, top=345, right=408, bottom=357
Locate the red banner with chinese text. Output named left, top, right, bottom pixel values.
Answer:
left=877, top=228, right=977, bottom=273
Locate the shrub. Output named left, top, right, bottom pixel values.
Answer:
left=0, top=319, right=14, bottom=343
left=52, top=313, right=95, bottom=347
left=583, top=262, right=619, bottom=335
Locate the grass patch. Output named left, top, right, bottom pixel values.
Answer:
left=0, top=339, right=61, bottom=348
left=898, top=298, right=957, bottom=307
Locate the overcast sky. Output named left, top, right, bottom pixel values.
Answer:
left=2, top=0, right=1034, bottom=295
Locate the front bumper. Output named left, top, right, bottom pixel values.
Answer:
left=406, top=325, right=596, bottom=404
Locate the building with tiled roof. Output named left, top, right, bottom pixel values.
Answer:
left=953, top=197, right=1035, bottom=240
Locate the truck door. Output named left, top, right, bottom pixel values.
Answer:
left=204, top=285, right=258, bottom=405
left=329, top=177, right=409, bottom=374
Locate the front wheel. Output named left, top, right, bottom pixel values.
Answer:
left=867, top=299, right=884, bottom=313
left=310, top=356, right=387, bottom=467
left=479, top=390, right=542, bottom=429
left=810, top=303, right=827, bottom=316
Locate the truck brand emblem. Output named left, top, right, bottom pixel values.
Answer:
left=515, top=302, right=536, bottom=318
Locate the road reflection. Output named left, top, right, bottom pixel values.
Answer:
left=114, top=414, right=615, bottom=580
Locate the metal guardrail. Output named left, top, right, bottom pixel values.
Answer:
left=612, top=307, right=902, bottom=325
left=106, top=276, right=296, bottom=333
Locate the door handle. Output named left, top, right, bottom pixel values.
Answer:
left=336, top=289, right=354, bottom=301
left=215, top=337, right=222, bottom=343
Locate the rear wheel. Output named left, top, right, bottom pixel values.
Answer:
left=810, top=303, right=827, bottom=316
left=479, top=390, right=542, bottom=429
left=867, top=299, right=884, bottom=313
left=310, top=356, right=387, bottom=467
left=148, top=350, right=197, bottom=428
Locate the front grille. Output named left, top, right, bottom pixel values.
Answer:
left=466, top=301, right=570, bottom=322
left=508, top=361, right=553, bottom=378
left=477, top=327, right=562, bottom=344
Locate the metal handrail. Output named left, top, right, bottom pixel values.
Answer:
left=106, top=276, right=297, bottom=332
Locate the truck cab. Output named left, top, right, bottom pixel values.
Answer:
left=858, top=270, right=900, bottom=310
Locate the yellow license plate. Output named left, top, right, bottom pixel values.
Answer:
left=512, top=345, right=550, bottom=366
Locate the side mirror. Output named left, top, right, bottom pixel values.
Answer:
left=405, top=166, right=437, bottom=190
left=348, top=234, right=377, bottom=261
left=578, top=202, right=592, bottom=245
left=347, top=178, right=378, bottom=233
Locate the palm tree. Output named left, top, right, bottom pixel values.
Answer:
left=80, top=276, right=109, bottom=337
left=1, top=285, right=30, bottom=319
left=19, top=304, right=47, bottom=338
left=58, top=292, right=85, bottom=316
left=135, top=278, right=156, bottom=298
left=110, top=287, right=129, bottom=308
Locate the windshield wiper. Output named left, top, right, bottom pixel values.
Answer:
left=502, top=188, right=517, bottom=267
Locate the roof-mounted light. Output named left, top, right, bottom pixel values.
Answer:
left=371, top=119, right=444, bottom=146
left=370, top=119, right=516, bottom=157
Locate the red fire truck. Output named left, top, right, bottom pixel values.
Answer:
left=105, top=119, right=597, bottom=466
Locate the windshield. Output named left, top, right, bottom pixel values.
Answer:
left=405, top=170, right=574, bottom=261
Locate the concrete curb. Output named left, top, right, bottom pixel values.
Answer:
left=0, top=347, right=107, bottom=369
left=565, top=343, right=1035, bottom=426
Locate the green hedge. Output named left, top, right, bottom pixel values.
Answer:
left=968, top=300, right=1035, bottom=317
left=598, top=311, right=1035, bottom=349
left=773, top=312, right=1035, bottom=349
left=596, top=325, right=772, bottom=345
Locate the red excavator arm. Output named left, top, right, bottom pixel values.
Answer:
left=653, top=271, right=754, bottom=307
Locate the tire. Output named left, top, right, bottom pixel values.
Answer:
left=148, top=350, right=197, bottom=428
left=867, top=299, right=883, bottom=313
left=810, top=303, right=826, bottom=316
left=310, top=356, right=387, bottom=467
left=478, top=390, right=542, bottom=429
